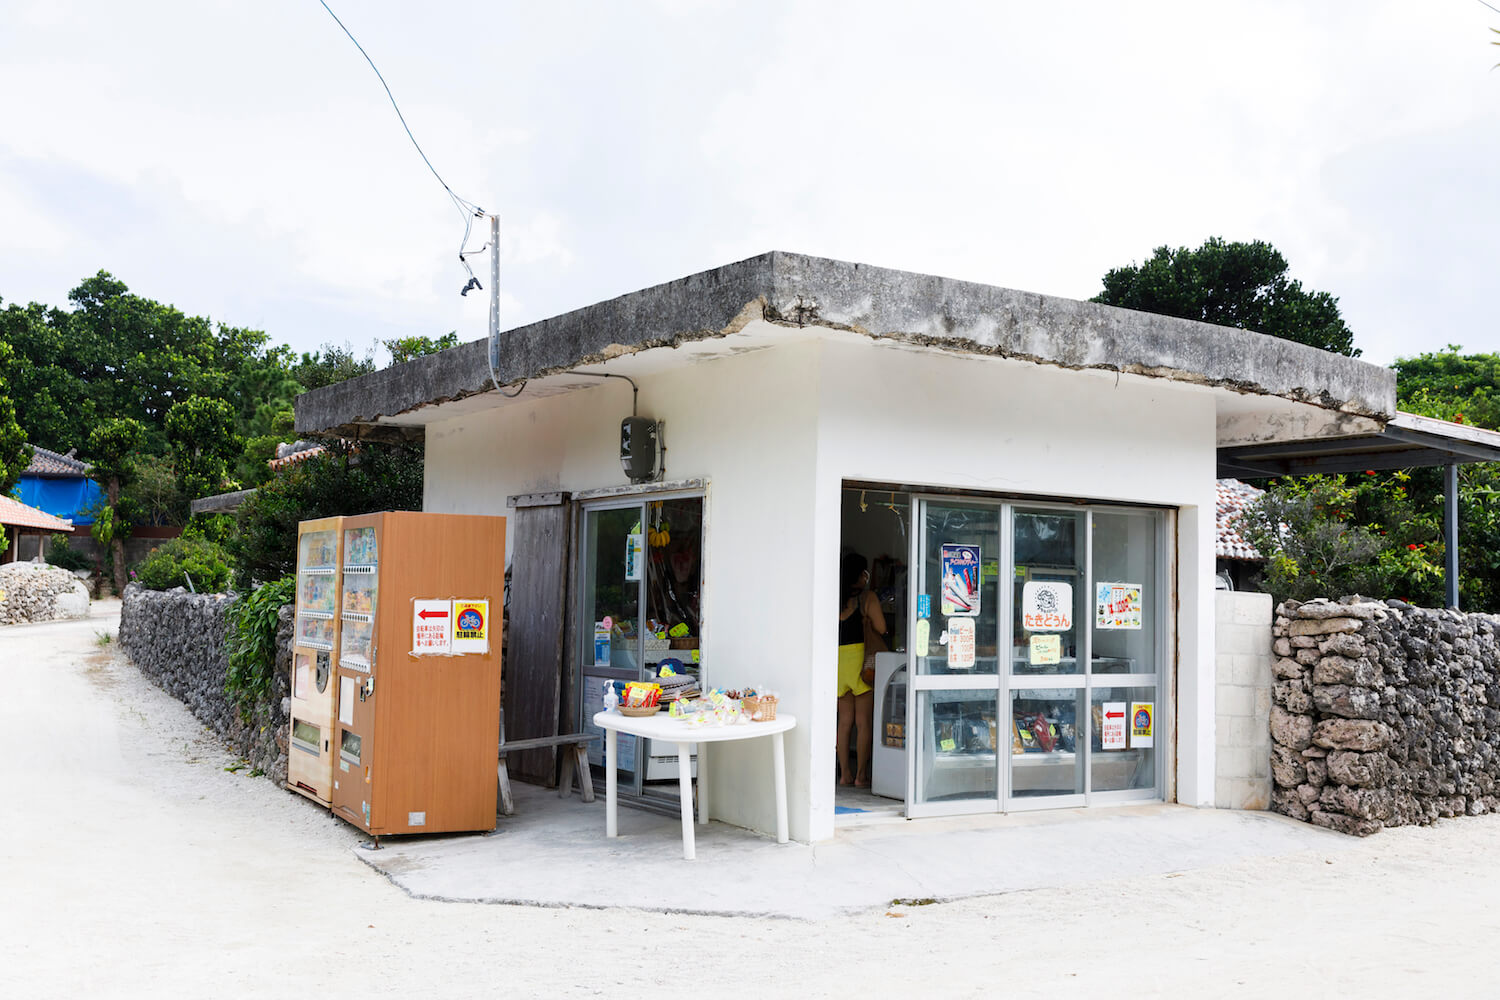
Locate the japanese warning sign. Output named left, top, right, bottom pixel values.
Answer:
left=452, top=599, right=490, bottom=654
left=412, top=599, right=452, bottom=655
left=1130, top=702, right=1154, bottom=748
left=1101, top=701, right=1127, bottom=750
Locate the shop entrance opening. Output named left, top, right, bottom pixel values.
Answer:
left=836, top=489, right=910, bottom=819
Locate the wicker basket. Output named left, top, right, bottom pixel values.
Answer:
left=618, top=704, right=661, bottom=718
left=741, top=695, right=778, bottom=721
left=669, top=636, right=699, bottom=650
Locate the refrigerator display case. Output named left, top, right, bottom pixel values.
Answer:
left=288, top=516, right=343, bottom=805
left=871, top=652, right=907, bottom=801
left=330, top=511, right=507, bottom=840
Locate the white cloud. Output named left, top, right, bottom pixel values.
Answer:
left=0, top=0, right=1495, bottom=365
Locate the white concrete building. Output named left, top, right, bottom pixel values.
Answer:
left=296, top=251, right=1394, bottom=843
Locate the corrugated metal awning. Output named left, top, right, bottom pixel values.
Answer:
left=1217, top=411, right=1500, bottom=479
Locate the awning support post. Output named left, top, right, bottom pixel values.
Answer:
left=1445, top=462, right=1460, bottom=610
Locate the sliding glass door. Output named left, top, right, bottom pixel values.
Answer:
left=578, top=492, right=705, bottom=802
left=906, top=496, right=1169, bottom=817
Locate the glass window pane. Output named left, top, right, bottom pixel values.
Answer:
left=580, top=507, right=642, bottom=674
left=1009, top=688, right=1084, bottom=798
left=1011, top=510, right=1085, bottom=676
left=917, top=503, right=1000, bottom=676
left=915, top=689, right=999, bottom=803
left=1090, top=512, right=1158, bottom=675
left=1090, top=687, right=1157, bottom=792
left=643, top=497, right=702, bottom=683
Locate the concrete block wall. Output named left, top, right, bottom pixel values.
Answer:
left=1215, top=590, right=1274, bottom=809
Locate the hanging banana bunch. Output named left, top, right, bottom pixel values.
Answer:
left=648, top=501, right=671, bottom=548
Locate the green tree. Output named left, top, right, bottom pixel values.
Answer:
left=383, top=331, right=459, bottom=365
left=1393, top=346, right=1500, bottom=431
left=122, top=453, right=187, bottom=526
left=165, top=396, right=240, bottom=500
left=1390, top=346, right=1500, bottom=611
left=227, top=441, right=423, bottom=588
left=1236, top=473, right=1444, bottom=606
left=86, top=417, right=145, bottom=593
left=0, top=341, right=30, bottom=495
left=0, top=273, right=298, bottom=458
left=1093, top=237, right=1359, bottom=356
left=291, top=342, right=377, bottom=392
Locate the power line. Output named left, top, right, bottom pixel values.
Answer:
left=315, top=0, right=489, bottom=288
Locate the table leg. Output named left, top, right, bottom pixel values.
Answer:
left=605, top=729, right=618, bottom=838
left=697, top=742, right=708, bottom=826
left=772, top=730, right=788, bottom=845
left=677, top=742, right=695, bottom=861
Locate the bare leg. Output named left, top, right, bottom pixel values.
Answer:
left=854, top=688, right=874, bottom=787
left=836, top=691, right=855, bottom=785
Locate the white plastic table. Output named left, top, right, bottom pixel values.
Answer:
left=592, top=710, right=796, bottom=860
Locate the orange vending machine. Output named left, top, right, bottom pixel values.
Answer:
left=331, top=511, right=506, bottom=840
left=288, top=516, right=343, bottom=805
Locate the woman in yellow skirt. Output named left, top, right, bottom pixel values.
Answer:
left=837, top=553, right=884, bottom=787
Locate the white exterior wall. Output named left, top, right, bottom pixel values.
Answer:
left=423, top=334, right=1222, bottom=843
left=424, top=342, right=825, bottom=841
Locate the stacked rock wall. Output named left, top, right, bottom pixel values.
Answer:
left=0, top=562, right=91, bottom=624
left=118, top=584, right=292, bottom=786
left=1270, top=596, right=1500, bottom=836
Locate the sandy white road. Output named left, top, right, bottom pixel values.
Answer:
left=3, top=610, right=1498, bottom=998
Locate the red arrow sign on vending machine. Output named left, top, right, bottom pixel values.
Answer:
left=412, top=599, right=453, bottom=655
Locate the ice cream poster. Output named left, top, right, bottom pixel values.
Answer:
left=940, top=544, right=981, bottom=616
left=1095, top=582, right=1143, bottom=630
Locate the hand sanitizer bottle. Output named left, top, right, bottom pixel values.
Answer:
left=603, top=680, right=619, bottom=713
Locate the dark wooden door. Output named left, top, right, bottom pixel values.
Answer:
left=503, top=493, right=571, bottom=784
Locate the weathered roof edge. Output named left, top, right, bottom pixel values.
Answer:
left=295, top=250, right=1396, bottom=438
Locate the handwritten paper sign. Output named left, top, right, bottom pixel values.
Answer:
left=947, top=617, right=976, bottom=669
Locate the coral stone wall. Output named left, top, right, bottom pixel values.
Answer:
left=1270, top=597, right=1500, bottom=836
left=118, top=584, right=292, bottom=785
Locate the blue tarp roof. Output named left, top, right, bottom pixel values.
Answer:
left=17, top=474, right=102, bottom=525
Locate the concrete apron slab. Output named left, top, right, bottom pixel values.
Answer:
left=352, top=782, right=1353, bottom=919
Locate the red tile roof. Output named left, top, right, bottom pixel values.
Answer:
left=1216, top=478, right=1264, bottom=561
left=0, top=494, right=73, bottom=532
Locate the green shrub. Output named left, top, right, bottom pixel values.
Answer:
left=46, top=533, right=93, bottom=572
left=227, top=440, right=422, bottom=589
left=224, top=575, right=295, bottom=705
left=133, top=537, right=234, bottom=592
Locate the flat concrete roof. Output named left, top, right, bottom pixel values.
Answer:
left=296, top=251, right=1396, bottom=443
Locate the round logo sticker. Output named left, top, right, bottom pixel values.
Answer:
left=1133, top=707, right=1151, bottom=729
left=458, top=608, right=484, bottom=632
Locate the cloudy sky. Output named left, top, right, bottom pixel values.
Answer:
left=1, top=1, right=1495, bottom=366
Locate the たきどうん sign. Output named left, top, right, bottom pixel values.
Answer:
left=1021, top=581, right=1072, bottom=632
